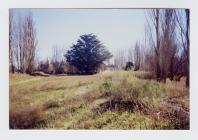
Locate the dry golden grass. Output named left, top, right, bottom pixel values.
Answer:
left=9, top=71, right=189, bottom=129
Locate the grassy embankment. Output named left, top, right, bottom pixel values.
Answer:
left=9, top=71, right=189, bottom=129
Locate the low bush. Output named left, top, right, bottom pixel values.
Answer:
left=10, top=100, right=61, bottom=129
left=93, top=99, right=149, bottom=114
left=10, top=105, right=44, bottom=129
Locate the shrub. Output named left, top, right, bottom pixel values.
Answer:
left=9, top=100, right=60, bottom=129
left=10, top=105, right=44, bottom=129
left=99, top=78, right=112, bottom=95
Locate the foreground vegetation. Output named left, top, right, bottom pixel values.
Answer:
left=9, top=71, right=189, bottom=129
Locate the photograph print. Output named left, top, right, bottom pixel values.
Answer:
left=9, top=8, right=189, bottom=129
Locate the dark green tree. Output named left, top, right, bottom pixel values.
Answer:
left=65, top=34, right=112, bottom=74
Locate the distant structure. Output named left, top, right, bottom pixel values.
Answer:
left=97, top=63, right=118, bottom=72
left=106, top=64, right=118, bottom=71
left=97, top=63, right=107, bottom=72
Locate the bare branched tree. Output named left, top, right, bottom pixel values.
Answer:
left=51, top=45, right=65, bottom=74
left=9, top=10, right=15, bottom=73
left=51, top=45, right=64, bottom=63
left=114, top=49, right=126, bottom=70
left=144, top=9, right=189, bottom=85
left=9, top=12, right=38, bottom=74
left=134, top=42, right=141, bottom=71
left=146, top=9, right=161, bottom=81
left=160, top=9, right=177, bottom=82
left=128, top=46, right=133, bottom=63
left=18, top=15, right=24, bottom=73
left=22, top=13, right=38, bottom=74
left=175, top=9, right=190, bottom=87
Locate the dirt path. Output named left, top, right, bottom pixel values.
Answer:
left=10, top=77, right=44, bottom=86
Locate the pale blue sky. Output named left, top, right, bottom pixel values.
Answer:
left=12, top=9, right=146, bottom=61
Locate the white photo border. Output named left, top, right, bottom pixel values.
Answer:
left=0, top=0, right=197, bottom=140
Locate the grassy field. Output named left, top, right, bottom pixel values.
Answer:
left=9, top=71, right=189, bottom=129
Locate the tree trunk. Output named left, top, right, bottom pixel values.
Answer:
left=155, top=9, right=161, bottom=81
left=185, top=9, right=190, bottom=87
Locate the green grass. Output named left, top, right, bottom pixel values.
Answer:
left=9, top=71, right=189, bottom=129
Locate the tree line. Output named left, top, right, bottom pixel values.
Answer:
left=9, top=11, right=112, bottom=75
left=113, top=9, right=189, bottom=87
left=9, top=9, right=189, bottom=86
left=9, top=11, right=37, bottom=74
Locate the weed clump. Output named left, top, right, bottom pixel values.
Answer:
left=10, top=100, right=60, bottom=129
left=158, top=99, right=190, bottom=129
left=99, top=80, right=112, bottom=95
left=9, top=105, right=44, bottom=129
left=94, top=99, right=149, bottom=114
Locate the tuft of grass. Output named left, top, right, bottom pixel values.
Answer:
left=133, top=71, right=156, bottom=80
left=78, top=111, right=171, bottom=129
left=99, top=80, right=112, bottom=95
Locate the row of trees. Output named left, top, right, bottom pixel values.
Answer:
left=38, top=46, right=79, bottom=74
left=9, top=11, right=37, bottom=74
left=9, top=12, right=112, bottom=75
left=145, top=9, right=189, bottom=86
left=112, top=9, right=189, bottom=87
left=9, top=9, right=189, bottom=86
left=37, top=35, right=113, bottom=75
left=9, top=12, right=113, bottom=75
left=113, top=42, right=143, bottom=71
left=9, top=12, right=77, bottom=75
